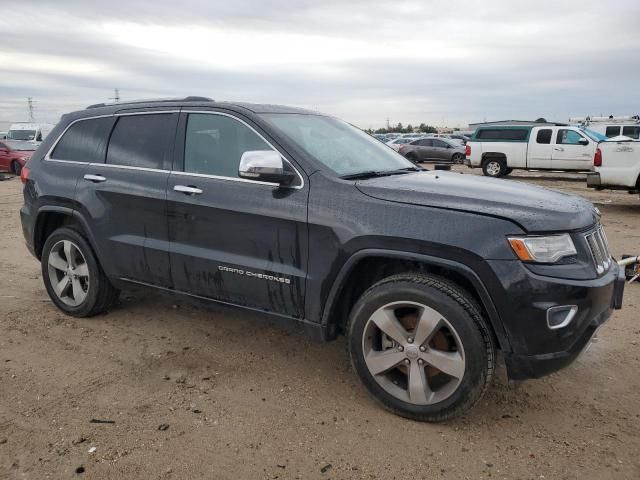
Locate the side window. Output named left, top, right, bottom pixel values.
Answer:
left=417, top=139, right=432, bottom=146
left=106, top=114, right=175, bottom=169
left=605, top=126, right=620, bottom=138
left=556, top=129, right=586, bottom=145
left=622, top=126, right=640, bottom=139
left=432, top=139, right=448, bottom=148
left=51, top=117, right=114, bottom=163
left=184, top=114, right=272, bottom=178
left=476, top=129, right=528, bottom=141
left=536, top=129, right=552, bottom=144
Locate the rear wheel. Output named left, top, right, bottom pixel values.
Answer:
left=452, top=153, right=465, bottom=164
left=482, top=158, right=507, bottom=177
left=41, top=227, right=119, bottom=317
left=11, top=160, right=22, bottom=176
left=406, top=152, right=420, bottom=164
left=347, top=273, right=495, bottom=422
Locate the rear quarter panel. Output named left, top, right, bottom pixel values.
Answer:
left=596, top=141, right=640, bottom=188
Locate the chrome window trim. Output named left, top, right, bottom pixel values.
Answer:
left=43, top=109, right=305, bottom=190
left=181, top=110, right=304, bottom=190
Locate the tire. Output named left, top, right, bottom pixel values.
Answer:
left=505, top=168, right=513, bottom=175
left=452, top=153, right=464, bottom=164
left=41, top=227, right=119, bottom=317
left=406, top=152, right=420, bottom=164
left=347, top=273, right=495, bottom=422
left=11, top=160, right=22, bottom=176
left=482, top=158, right=507, bottom=177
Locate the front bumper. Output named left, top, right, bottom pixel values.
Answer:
left=486, top=260, right=625, bottom=380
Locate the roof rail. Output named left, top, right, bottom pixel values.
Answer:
left=86, top=96, right=214, bottom=109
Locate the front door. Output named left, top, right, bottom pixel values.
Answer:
left=551, top=129, right=593, bottom=170
left=167, top=111, right=308, bottom=318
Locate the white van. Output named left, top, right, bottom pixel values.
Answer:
left=569, top=115, right=640, bottom=140
left=7, top=123, right=55, bottom=142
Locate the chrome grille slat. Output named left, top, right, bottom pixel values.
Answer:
left=585, top=224, right=611, bottom=275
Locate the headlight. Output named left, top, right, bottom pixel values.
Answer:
left=508, top=234, right=577, bottom=263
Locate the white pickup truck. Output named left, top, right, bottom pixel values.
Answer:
left=465, top=124, right=606, bottom=177
left=587, top=138, right=640, bottom=197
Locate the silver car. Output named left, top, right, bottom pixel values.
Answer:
left=399, top=137, right=466, bottom=163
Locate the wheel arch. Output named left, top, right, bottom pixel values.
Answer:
left=481, top=152, right=507, bottom=165
left=320, top=249, right=510, bottom=352
left=33, top=207, right=98, bottom=260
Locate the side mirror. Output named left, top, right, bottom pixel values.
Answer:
left=578, top=138, right=589, bottom=146
left=239, top=150, right=295, bottom=186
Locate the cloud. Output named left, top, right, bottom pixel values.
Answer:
left=1, top=0, right=639, bottom=127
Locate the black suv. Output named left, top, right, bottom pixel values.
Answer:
left=20, top=97, right=625, bottom=421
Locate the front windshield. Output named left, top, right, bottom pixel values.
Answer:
left=581, top=128, right=607, bottom=142
left=261, top=113, right=415, bottom=176
left=5, top=140, right=37, bottom=151
left=8, top=130, right=37, bottom=141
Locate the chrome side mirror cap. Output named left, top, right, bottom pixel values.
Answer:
left=239, top=150, right=295, bottom=186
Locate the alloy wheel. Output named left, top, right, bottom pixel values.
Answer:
left=47, top=240, right=90, bottom=307
left=362, top=301, right=465, bottom=405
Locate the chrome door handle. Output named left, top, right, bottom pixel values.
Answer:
left=84, top=174, right=106, bottom=183
left=174, top=185, right=203, bottom=195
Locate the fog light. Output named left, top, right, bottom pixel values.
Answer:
left=546, top=305, right=578, bottom=330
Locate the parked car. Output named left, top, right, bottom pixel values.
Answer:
left=0, top=140, right=37, bottom=175
left=386, top=137, right=415, bottom=151
left=399, top=137, right=466, bottom=163
left=587, top=138, right=640, bottom=198
left=465, top=125, right=607, bottom=177
left=7, top=122, right=55, bottom=142
left=21, top=97, right=624, bottom=422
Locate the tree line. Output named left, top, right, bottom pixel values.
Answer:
left=365, top=123, right=439, bottom=134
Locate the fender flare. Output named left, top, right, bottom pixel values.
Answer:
left=320, top=249, right=511, bottom=351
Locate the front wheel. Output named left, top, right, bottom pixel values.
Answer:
left=347, top=273, right=495, bottom=422
left=41, top=227, right=119, bottom=317
left=482, top=158, right=507, bottom=177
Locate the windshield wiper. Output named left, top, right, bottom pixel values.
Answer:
left=340, top=166, right=422, bottom=180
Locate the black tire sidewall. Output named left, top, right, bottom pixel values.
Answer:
left=12, top=161, right=22, bottom=176
left=348, top=278, right=489, bottom=420
left=41, top=227, right=103, bottom=317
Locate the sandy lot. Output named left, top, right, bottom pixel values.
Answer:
left=0, top=168, right=638, bottom=479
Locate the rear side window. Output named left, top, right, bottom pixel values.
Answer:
left=475, top=128, right=528, bottom=141
left=432, top=139, right=449, bottom=148
left=106, top=114, right=176, bottom=169
left=417, top=139, right=432, bottom=146
left=536, top=129, right=552, bottom=144
left=51, top=117, right=114, bottom=162
left=622, top=126, right=640, bottom=139
left=605, top=126, right=620, bottom=137
left=184, top=114, right=272, bottom=178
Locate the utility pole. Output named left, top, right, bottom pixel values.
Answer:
left=110, top=88, right=120, bottom=103
left=27, top=97, right=35, bottom=122
left=386, top=117, right=390, bottom=130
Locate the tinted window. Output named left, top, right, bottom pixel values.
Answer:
left=106, top=114, right=175, bottom=169
left=432, top=139, right=449, bottom=148
left=605, top=126, right=620, bottom=138
left=622, top=126, right=640, bottom=139
left=51, top=117, right=114, bottom=162
left=184, top=114, right=272, bottom=178
left=536, top=129, right=552, bottom=144
left=417, top=139, right=432, bottom=146
left=557, top=129, right=586, bottom=145
left=476, top=128, right=528, bottom=141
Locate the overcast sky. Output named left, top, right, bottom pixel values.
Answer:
left=1, top=0, right=639, bottom=129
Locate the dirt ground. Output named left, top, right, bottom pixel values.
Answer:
left=0, top=167, right=638, bottom=480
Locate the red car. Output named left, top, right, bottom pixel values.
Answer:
left=0, top=140, right=37, bottom=175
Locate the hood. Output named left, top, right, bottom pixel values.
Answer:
left=356, top=171, right=598, bottom=232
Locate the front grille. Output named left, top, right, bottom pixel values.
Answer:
left=585, top=225, right=611, bottom=275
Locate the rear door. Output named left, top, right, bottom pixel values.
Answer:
left=166, top=111, right=308, bottom=318
left=75, top=111, right=178, bottom=286
left=527, top=127, right=553, bottom=169
left=551, top=128, right=593, bottom=170
left=415, top=138, right=433, bottom=160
